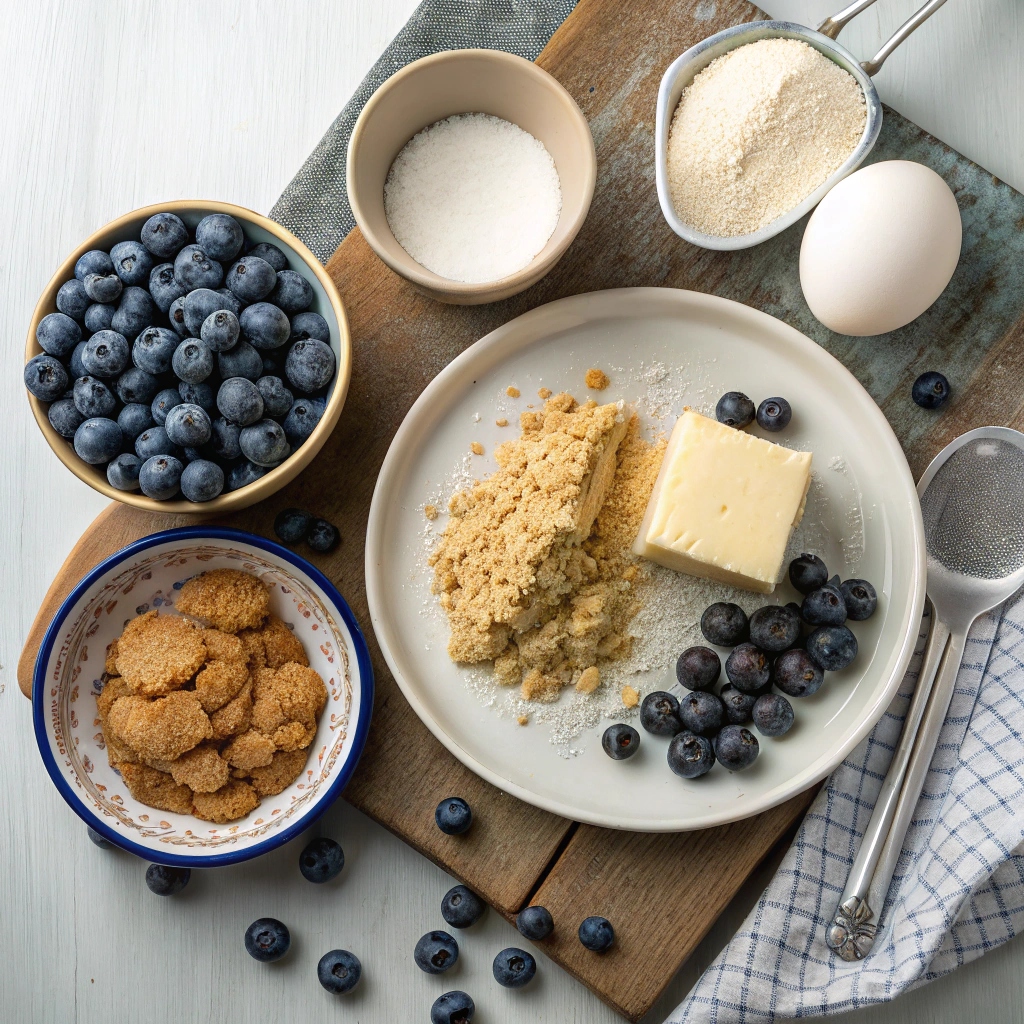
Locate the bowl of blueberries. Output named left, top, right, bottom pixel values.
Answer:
left=23, top=201, right=351, bottom=511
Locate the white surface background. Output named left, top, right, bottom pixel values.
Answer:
left=1, top=2, right=1022, bottom=1022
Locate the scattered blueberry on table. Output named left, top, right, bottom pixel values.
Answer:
left=87, top=826, right=111, bottom=849
left=317, top=949, right=362, bottom=994
left=441, top=884, right=486, bottom=928
left=244, top=918, right=291, bottom=962
left=414, top=930, right=459, bottom=974
left=516, top=904, right=554, bottom=941
left=912, top=370, right=950, bottom=409
left=435, top=796, right=472, bottom=835
left=430, top=990, right=475, bottom=1024
left=145, top=863, right=190, bottom=896
left=578, top=915, right=615, bottom=953
left=272, top=506, right=341, bottom=554
left=601, top=722, right=640, bottom=759
left=299, top=836, right=345, bottom=884
left=492, top=947, right=537, bottom=988
left=307, top=517, right=340, bottom=553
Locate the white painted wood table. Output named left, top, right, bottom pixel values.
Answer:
left=2, top=3, right=1022, bottom=1022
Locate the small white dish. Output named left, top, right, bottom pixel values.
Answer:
left=34, top=527, right=373, bottom=866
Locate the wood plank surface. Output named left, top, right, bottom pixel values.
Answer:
left=17, top=0, right=1024, bottom=1019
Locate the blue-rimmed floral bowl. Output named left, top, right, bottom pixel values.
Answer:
left=33, top=527, right=373, bottom=867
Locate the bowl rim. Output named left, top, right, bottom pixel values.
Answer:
left=32, top=525, right=374, bottom=866
left=25, top=199, right=352, bottom=514
left=347, top=48, right=597, bottom=300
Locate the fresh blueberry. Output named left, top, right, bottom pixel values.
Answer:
left=168, top=296, right=190, bottom=338
left=725, top=643, right=770, bottom=694
left=82, top=330, right=130, bottom=378
left=145, top=863, right=190, bottom=896
left=57, top=278, right=90, bottom=321
left=148, top=263, right=187, bottom=313
left=516, top=905, right=554, bottom=941
left=107, top=453, right=142, bottom=492
left=667, top=730, right=716, bottom=778
left=216, top=377, right=264, bottom=426
left=139, top=455, right=183, bottom=500
left=136, top=426, right=181, bottom=461
left=274, top=507, right=313, bottom=544
left=678, top=690, right=725, bottom=737
left=640, top=690, right=682, bottom=736
left=675, top=646, right=721, bottom=691
left=239, top=419, right=288, bottom=467
left=720, top=683, right=757, bottom=724
left=75, top=249, right=114, bottom=281
left=172, top=338, right=214, bottom=384
left=141, top=212, right=189, bottom=259
left=752, top=693, right=795, bottom=737
left=165, top=403, right=211, bottom=447
left=601, top=722, right=640, bottom=760
left=48, top=397, right=85, bottom=439
left=225, top=460, right=268, bottom=492
left=210, top=417, right=242, bottom=460
left=24, top=354, right=69, bottom=401
left=180, top=288, right=227, bottom=336
left=201, top=309, right=240, bottom=351
left=114, top=366, right=159, bottom=405
left=283, top=397, right=324, bottom=446
left=74, top=418, right=123, bottom=464
left=117, top=402, right=153, bottom=442
left=239, top=302, right=291, bottom=350
left=174, top=244, right=223, bottom=292
left=289, top=310, right=330, bottom=343
left=36, top=312, right=81, bottom=358
left=255, top=376, right=293, bottom=419
left=111, top=286, right=155, bottom=341
left=430, top=991, right=475, bottom=1024
left=714, top=725, right=760, bottom=771
left=493, top=947, right=536, bottom=988
left=307, top=518, right=340, bottom=553
left=414, top=930, right=459, bottom=974
left=715, top=391, right=755, bottom=428
left=84, top=303, right=116, bottom=334
left=83, top=271, right=122, bottom=304
left=269, top=270, right=313, bottom=314
left=217, top=339, right=263, bottom=382
left=441, top=884, right=486, bottom=928
left=151, top=387, right=182, bottom=425
left=317, top=949, right=361, bottom=994
left=69, top=341, right=89, bottom=380
left=248, top=241, right=289, bottom=271
left=244, top=918, right=290, bottom=962
left=87, top=825, right=112, bottom=848
left=802, top=583, right=847, bottom=627
left=178, top=380, right=215, bottom=413
left=435, top=796, right=472, bottom=835
left=772, top=648, right=825, bottom=698
left=73, top=376, right=117, bottom=418
left=195, top=213, right=244, bottom=263
left=756, top=397, right=792, bottom=431
left=299, top=836, right=345, bottom=883
left=806, top=626, right=858, bottom=671
left=789, top=553, right=829, bottom=594
left=133, top=326, right=179, bottom=375
left=110, top=240, right=154, bottom=287
left=912, top=370, right=950, bottom=410
left=749, top=604, right=801, bottom=653
left=214, top=287, right=243, bottom=316
left=226, top=255, right=277, bottom=303
left=286, top=338, right=335, bottom=393
left=578, top=916, right=614, bottom=952
left=700, top=602, right=749, bottom=646
left=840, top=579, right=877, bottom=620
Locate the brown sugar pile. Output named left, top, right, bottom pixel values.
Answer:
left=95, top=569, right=327, bottom=823
left=430, top=392, right=665, bottom=702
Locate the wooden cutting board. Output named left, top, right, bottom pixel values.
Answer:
left=19, top=0, right=1024, bottom=1018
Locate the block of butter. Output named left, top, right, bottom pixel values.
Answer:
left=632, top=409, right=812, bottom=593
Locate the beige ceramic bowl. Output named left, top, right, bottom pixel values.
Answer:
left=25, top=200, right=351, bottom=514
left=347, top=49, right=596, bottom=305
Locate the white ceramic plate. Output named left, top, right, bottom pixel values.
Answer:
left=366, top=288, right=925, bottom=831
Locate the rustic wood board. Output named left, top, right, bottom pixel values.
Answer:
left=18, top=0, right=1024, bottom=1018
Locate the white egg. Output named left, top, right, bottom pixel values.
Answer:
left=799, top=160, right=962, bottom=336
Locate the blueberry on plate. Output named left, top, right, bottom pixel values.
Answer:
left=667, top=730, right=715, bottom=779
left=118, top=403, right=154, bottom=442
left=195, top=213, right=244, bottom=263
left=578, top=916, right=614, bottom=952
left=82, top=330, right=130, bottom=378
left=307, top=518, right=340, bottom=553
left=289, top=310, right=331, bottom=343
left=714, top=725, right=760, bottom=771
left=244, top=918, right=290, bottom=962
left=912, top=370, right=950, bottom=410
left=139, top=455, right=183, bottom=500
left=136, top=426, right=180, bottom=461
left=48, top=397, right=85, bottom=439
left=174, top=244, right=224, bottom=292
left=217, top=377, right=264, bottom=426
left=239, top=419, right=289, bottom=467
left=115, top=366, right=160, bottom=406
left=180, top=459, right=224, bottom=502
left=178, top=380, right=215, bottom=414
left=639, top=690, right=682, bottom=736
left=675, top=645, right=721, bottom=691
left=111, top=286, right=155, bottom=341
left=317, top=949, right=361, bottom=994
left=87, top=825, right=112, bottom=849
left=57, top=278, right=90, bottom=321
left=841, top=579, right=878, bottom=620
left=435, top=796, right=472, bottom=835
left=110, top=240, right=154, bottom=287
left=772, top=648, right=825, bottom=698
left=752, top=693, right=795, bottom=737
left=441, top=884, right=486, bottom=928
left=430, top=991, right=474, bottom=1024
left=107, top=453, right=143, bottom=492
left=286, top=338, right=335, bottom=393
left=516, top=905, right=554, bottom=941
left=700, top=602, right=749, bottom=646
left=283, top=397, right=324, bottom=446
left=217, top=339, right=264, bottom=382
left=678, top=691, right=725, bottom=737
left=756, top=396, right=792, bottom=431
left=226, top=255, right=277, bottom=303
left=73, top=418, right=122, bottom=465
left=789, top=553, right=829, bottom=595
left=149, top=263, right=187, bottom=313
left=151, top=387, right=182, bottom=425
left=801, top=583, right=847, bottom=627
left=256, top=376, right=293, bottom=419
left=269, top=269, right=313, bottom=314
left=414, top=930, right=459, bottom=974
left=493, top=947, right=536, bottom=988
left=165, top=403, right=212, bottom=448
left=299, top=836, right=344, bottom=883
left=806, top=626, right=858, bottom=671
left=200, top=309, right=241, bottom=352
left=84, top=303, right=116, bottom=335
left=210, top=416, right=242, bottom=460
left=720, top=683, right=758, bottom=724
left=141, top=211, right=188, bottom=259
left=75, top=249, right=114, bottom=281
left=715, top=391, right=755, bottom=428
left=725, top=643, right=770, bottom=694
left=601, top=722, right=640, bottom=760
left=73, top=376, right=117, bottom=419
left=145, top=863, right=190, bottom=896
left=183, top=287, right=232, bottom=337
left=133, top=326, right=181, bottom=375
left=172, top=339, right=214, bottom=384
left=36, top=311, right=81, bottom=359
left=240, top=302, right=291, bottom=350
left=225, top=460, right=268, bottom=492
left=248, top=241, right=289, bottom=272
left=748, top=604, right=801, bottom=653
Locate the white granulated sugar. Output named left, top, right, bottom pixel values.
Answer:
left=667, top=38, right=866, bottom=237
left=384, top=113, right=562, bottom=284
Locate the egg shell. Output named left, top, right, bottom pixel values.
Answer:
left=799, top=160, right=962, bottom=337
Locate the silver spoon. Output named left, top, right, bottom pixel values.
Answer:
left=827, top=426, right=1024, bottom=961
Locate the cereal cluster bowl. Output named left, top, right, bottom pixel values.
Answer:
left=33, top=527, right=373, bottom=866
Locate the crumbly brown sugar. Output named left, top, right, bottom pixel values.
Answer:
left=424, top=504, right=439, bottom=520
left=495, top=418, right=508, bottom=428
left=177, top=568, right=270, bottom=633
left=585, top=368, right=610, bottom=390
left=538, top=387, right=552, bottom=399
left=506, top=386, right=520, bottom=398
left=470, top=441, right=484, bottom=455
